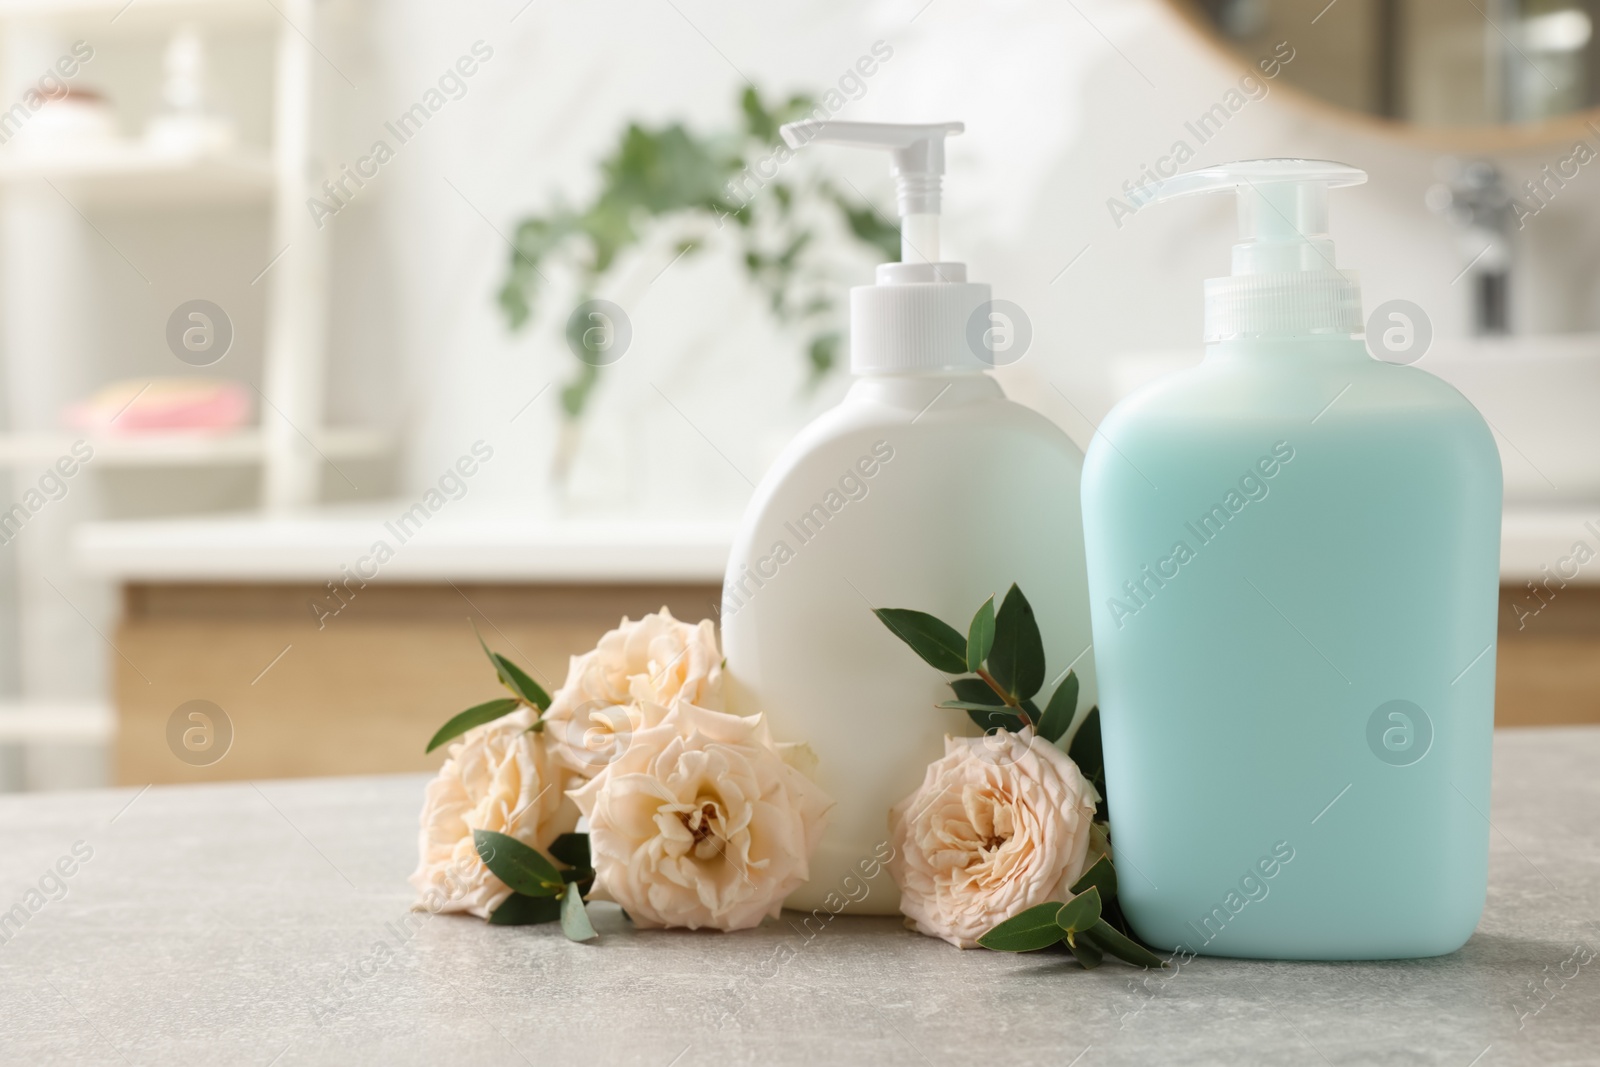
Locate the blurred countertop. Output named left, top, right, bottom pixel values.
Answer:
left=0, top=727, right=1596, bottom=1065
left=72, top=503, right=1600, bottom=584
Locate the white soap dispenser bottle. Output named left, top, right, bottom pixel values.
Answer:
left=721, top=120, right=1097, bottom=914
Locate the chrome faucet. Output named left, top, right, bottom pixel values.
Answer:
left=1426, top=159, right=1514, bottom=335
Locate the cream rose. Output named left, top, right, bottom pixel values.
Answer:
left=888, top=728, right=1099, bottom=948
left=543, top=608, right=723, bottom=775
left=410, top=706, right=577, bottom=918
left=568, top=700, right=830, bottom=931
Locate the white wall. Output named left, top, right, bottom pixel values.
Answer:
left=6, top=0, right=1600, bottom=789
left=323, top=0, right=1600, bottom=517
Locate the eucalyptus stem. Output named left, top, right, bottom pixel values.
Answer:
left=975, top=668, right=1023, bottom=714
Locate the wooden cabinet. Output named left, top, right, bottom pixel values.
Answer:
left=113, top=581, right=721, bottom=785
left=111, top=580, right=1597, bottom=784
left=1496, top=584, right=1600, bottom=726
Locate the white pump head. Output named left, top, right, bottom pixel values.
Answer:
left=781, top=120, right=962, bottom=264
left=780, top=119, right=990, bottom=375
left=1134, top=159, right=1367, bottom=341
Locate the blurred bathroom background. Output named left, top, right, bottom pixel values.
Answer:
left=3, top=0, right=1599, bottom=791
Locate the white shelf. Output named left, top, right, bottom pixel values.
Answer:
left=75, top=513, right=737, bottom=583
left=69, top=509, right=1592, bottom=586
left=0, top=0, right=275, bottom=31
left=0, top=0, right=340, bottom=504
left=0, top=428, right=388, bottom=468
left=0, top=146, right=274, bottom=206
left=0, top=701, right=114, bottom=743
left=1500, top=506, right=1600, bottom=582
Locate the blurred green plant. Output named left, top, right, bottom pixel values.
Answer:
left=497, top=88, right=900, bottom=422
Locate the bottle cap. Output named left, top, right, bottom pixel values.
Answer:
left=780, top=120, right=990, bottom=374
left=1133, top=158, right=1366, bottom=341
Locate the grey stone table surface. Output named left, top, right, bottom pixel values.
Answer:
left=1, top=728, right=1597, bottom=1067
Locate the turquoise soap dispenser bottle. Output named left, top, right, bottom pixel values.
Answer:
left=1082, top=160, right=1502, bottom=960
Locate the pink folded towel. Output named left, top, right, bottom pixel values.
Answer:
left=67, top=378, right=251, bottom=434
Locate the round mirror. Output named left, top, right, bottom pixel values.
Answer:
left=1170, top=0, right=1600, bottom=144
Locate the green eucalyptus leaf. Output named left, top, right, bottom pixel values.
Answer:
left=560, top=360, right=601, bottom=419
left=938, top=700, right=1021, bottom=712
left=426, top=698, right=521, bottom=753
left=494, top=87, right=891, bottom=422
left=487, top=893, right=561, bottom=926
left=966, top=707, right=1027, bottom=734
left=949, top=677, right=1007, bottom=707
left=989, top=585, right=1046, bottom=700
left=1069, top=706, right=1107, bottom=816
left=472, top=621, right=502, bottom=668
left=1081, top=920, right=1166, bottom=969
left=873, top=608, right=968, bottom=674
left=948, top=677, right=1023, bottom=733
left=548, top=832, right=590, bottom=869
left=967, top=595, right=995, bottom=672
left=1020, top=697, right=1042, bottom=728
left=473, top=830, right=563, bottom=897
left=976, top=902, right=1068, bottom=952
left=560, top=886, right=599, bottom=943
left=739, top=85, right=778, bottom=141
left=1070, top=855, right=1118, bottom=902
left=824, top=185, right=901, bottom=262
left=494, top=654, right=551, bottom=711
left=1055, top=887, right=1103, bottom=934
left=1100, top=896, right=1134, bottom=939
left=1066, top=930, right=1104, bottom=969
left=471, top=623, right=550, bottom=709
left=1038, top=670, right=1080, bottom=745
left=806, top=332, right=841, bottom=380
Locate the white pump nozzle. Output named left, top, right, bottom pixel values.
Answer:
left=777, top=120, right=987, bottom=375
left=780, top=120, right=963, bottom=264
left=1135, top=159, right=1368, bottom=341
